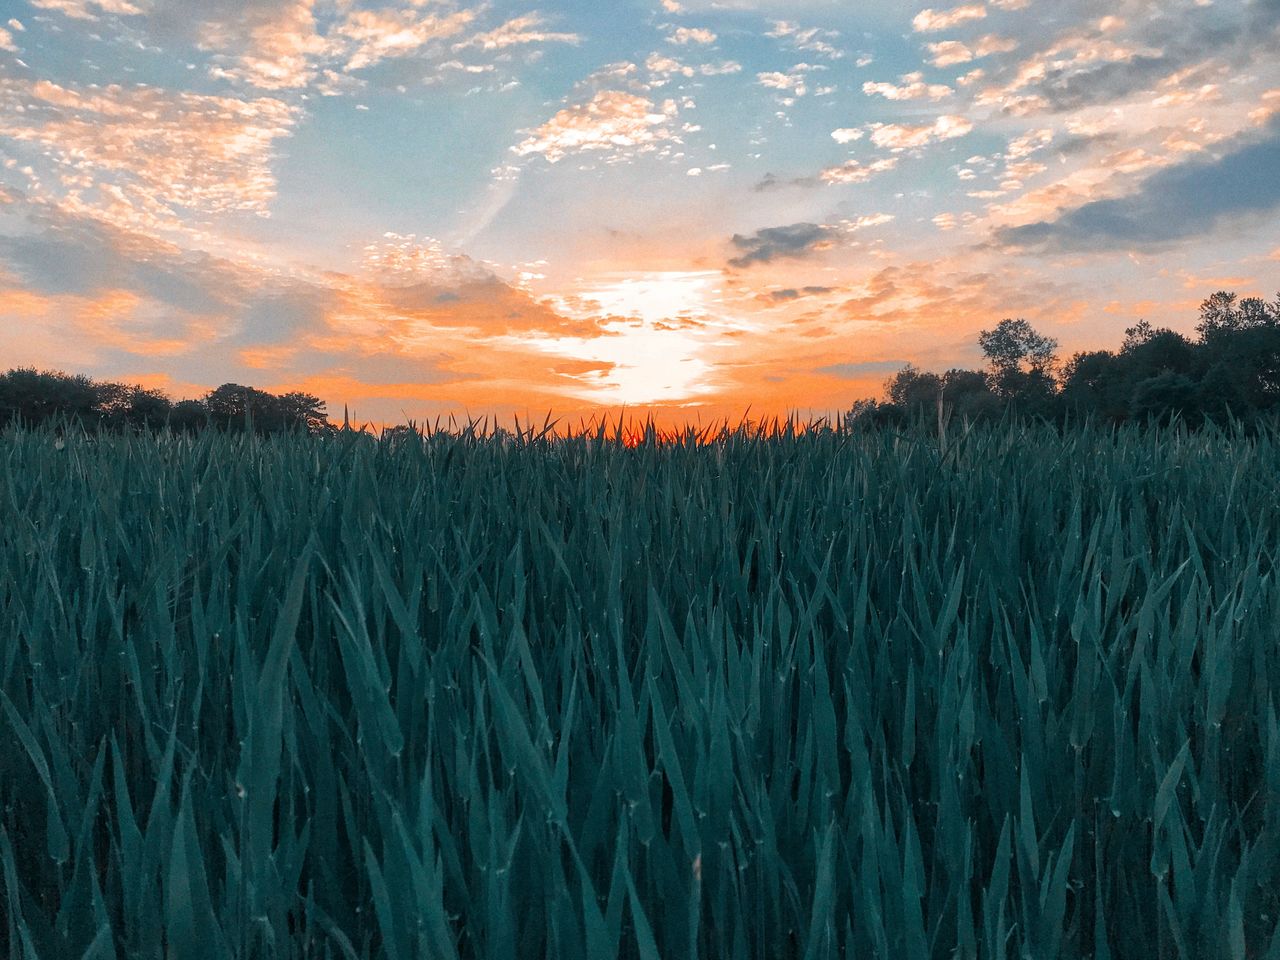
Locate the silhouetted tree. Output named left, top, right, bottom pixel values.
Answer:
left=0, top=369, right=101, bottom=426
left=844, top=399, right=906, bottom=429
left=1130, top=371, right=1197, bottom=425
left=884, top=364, right=942, bottom=412
left=202, top=383, right=330, bottom=434
left=1121, top=320, right=1155, bottom=350
left=276, top=391, right=332, bottom=435
left=978, top=318, right=1058, bottom=406
left=941, top=368, right=1000, bottom=420
left=859, top=291, right=1280, bottom=428
left=92, top=382, right=174, bottom=429
left=1195, top=290, right=1280, bottom=341
left=1195, top=361, right=1247, bottom=424
left=1061, top=351, right=1124, bottom=422
left=978, top=318, right=1058, bottom=377
left=170, top=400, right=209, bottom=432
left=126, top=388, right=175, bottom=429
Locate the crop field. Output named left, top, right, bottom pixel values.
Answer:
left=1, top=420, right=1278, bottom=959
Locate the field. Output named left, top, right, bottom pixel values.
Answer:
left=1, top=420, right=1278, bottom=959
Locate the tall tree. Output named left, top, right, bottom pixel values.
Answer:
left=978, top=318, right=1059, bottom=377
left=978, top=318, right=1059, bottom=407
left=276, top=391, right=331, bottom=435
left=884, top=364, right=943, bottom=412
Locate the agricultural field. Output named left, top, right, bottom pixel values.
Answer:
left=1, top=420, right=1278, bottom=959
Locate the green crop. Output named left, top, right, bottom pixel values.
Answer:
left=1, top=417, right=1278, bottom=958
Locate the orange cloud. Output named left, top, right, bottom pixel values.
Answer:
left=0, top=77, right=297, bottom=223
left=203, top=0, right=329, bottom=89
left=337, top=6, right=476, bottom=71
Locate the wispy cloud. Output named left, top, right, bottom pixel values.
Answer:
left=997, top=118, right=1280, bottom=252
left=336, top=7, right=477, bottom=72
left=27, top=0, right=141, bottom=19
left=819, top=157, right=900, bottom=185
left=767, top=20, right=844, bottom=60
left=456, top=13, right=581, bottom=52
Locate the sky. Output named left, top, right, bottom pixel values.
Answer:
left=0, top=0, right=1278, bottom=427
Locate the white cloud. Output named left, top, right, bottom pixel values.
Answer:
left=831, top=128, right=864, bottom=143
left=912, top=4, right=987, bottom=33
left=926, top=34, right=1016, bottom=67
left=975, top=35, right=1019, bottom=56
left=840, top=213, right=895, bottom=230
left=647, top=52, right=695, bottom=83
left=926, top=40, right=974, bottom=67
left=456, top=14, right=581, bottom=51
left=513, top=90, right=678, bottom=163
left=862, top=72, right=953, bottom=101
left=819, top=156, right=899, bottom=184
left=767, top=20, right=844, bottom=59
left=26, top=0, right=141, bottom=20
left=1006, top=128, right=1053, bottom=159
left=669, top=26, right=716, bottom=44
left=757, top=66, right=820, bottom=97
left=700, top=61, right=743, bottom=75
left=337, top=7, right=476, bottom=72
left=868, top=114, right=973, bottom=150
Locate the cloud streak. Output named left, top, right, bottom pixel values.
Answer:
left=997, top=120, right=1280, bottom=252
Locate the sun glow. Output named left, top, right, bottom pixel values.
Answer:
left=528, top=271, right=747, bottom=405
left=569, top=271, right=723, bottom=324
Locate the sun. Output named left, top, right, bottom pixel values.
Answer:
left=574, top=271, right=722, bottom=325
left=525, top=271, right=749, bottom=406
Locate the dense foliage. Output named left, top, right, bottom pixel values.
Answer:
left=2, top=418, right=1279, bottom=958
left=0, top=372, right=330, bottom=435
left=858, top=290, right=1280, bottom=427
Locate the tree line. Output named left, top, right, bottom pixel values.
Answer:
left=0, top=373, right=332, bottom=435
left=3, top=289, right=1278, bottom=436
left=852, top=290, right=1280, bottom=427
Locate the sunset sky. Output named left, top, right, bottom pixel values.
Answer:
left=1, top=0, right=1278, bottom=426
